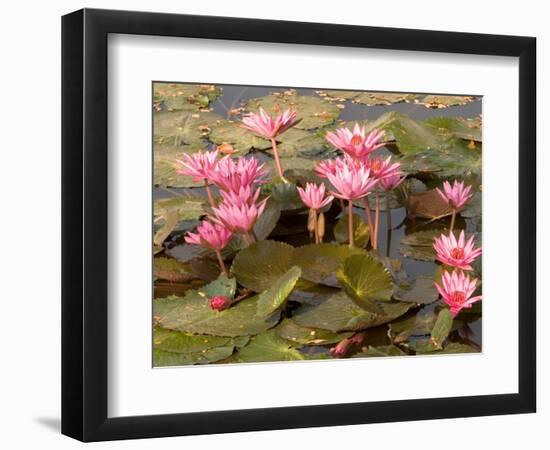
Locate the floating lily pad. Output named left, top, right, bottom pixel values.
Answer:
left=153, top=326, right=230, bottom=353
left=405, top=188, right=452, bottom=220
left=244, top=93, right=340, bottom=129
left=154, top=195, right=207, bottom=222
left=276, top=318, right=353, bottom=345
left=390, top=307, right=439, bottom=344
left=355, top=345, right=407, bottom=357
left=154, top=83, right=221, bottom=111
left=431, top=342, right=479, bottom=354
left=293, top=243, right=367, bottom=287
left=461, top=191, right=482, bottom=218
left=333, top=213, right=370, bottom=248
left=430, top=308, right=453, bottom=349
left=189, top=257, right=224, bottom=281
left=208, top=120, right=271, bottom=154
left=393, top=276, right=439, bottom=305
left=153, top=209, right=179, bottom=248
left=318, top=90, right=361, bottom=101
left=275, top=128, right=331, bottom=156
left=153, top=345, right=235, bottom=366
left=421, top=95, right=477, bottom=109
left=256, top=266, right=302, bottom=317
left=425, top=116, right=482, bottom=142
left=399, top=229, right=442, bottom=262
left=154, top=110, right=222, bottom=150
left=231, top=240, right=296, bottom=292
left=154, top=257, right=196, bottom=283
left=270, top=181, right=305, bottom=211
left=337, top=254, right=394, bottom=312
left=292, top=291, right=412, bottom=332
left=229, top=330, right=305, bottom=363
left=353, top=92, right=418, bottom=106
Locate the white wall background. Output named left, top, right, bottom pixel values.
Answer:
left=0, top=1, right=546, bottom=448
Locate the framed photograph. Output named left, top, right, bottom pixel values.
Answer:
left=62, top=8, right=536, bottom=442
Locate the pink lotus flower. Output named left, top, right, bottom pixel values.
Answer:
left=378, top=171, right=406, bottom=191
left=436, top=180, right=474, bottom=210
left=315, top=156, right=348, bottom=179
left=176, top=150, right=219, bottom=182
left=210, top=156, right=268, bottom=192
left=219, top=184, right=262, bottom=207
left=185, top=220, right=232, bottom=251
left=325, top=124, right=386, bottom=160
left=212, top=197, right=268, bottom=234
left=210, top=295, right=231, bottom=311
left=297, top=182, right=334, bottom=210
left=326, top=162, right=378, bottom=201
left=433, top=230, right=482, bottom=271
left=367, top=156, right=403, bottom=182
left=241, top=107, right=299, bottom=139
left=435, top=270, right=482, bottom=317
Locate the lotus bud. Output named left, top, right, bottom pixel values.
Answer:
left=317, top=212, right=325, bottom=242
left=210, top=295, right=231, bottom=311
left=307, top=208, right=316, bottom=236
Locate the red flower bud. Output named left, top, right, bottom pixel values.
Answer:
left=210, top=295, right=231, bottom=311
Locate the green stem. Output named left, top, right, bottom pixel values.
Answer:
left=373, top=191, right=380, bottom=251
left=450, top=208, right=456, bottom=232
left=348, top=200, right=354, bottom=247
left=364, top=197, right=374, bottom=248
left=215, top=250, right=228, bottom=276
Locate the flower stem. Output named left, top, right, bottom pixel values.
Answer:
left=386, top=192, right=392, bottom=257
left=339, top=198, right=345, bottom=211
left=450, top=208, right=456, bottom=232
left=313, top=209, right=319, bottom=244
left=215, top=250, right=228, bottom=276
left=348, top=200, right=354, bottom=247
left=204, top=180, right=216, bottom=209
left=270, top=138, right=285, bottom=180
left=364, top=197, right=374, bottom=248
left=373, top=191, right=380, bottom=251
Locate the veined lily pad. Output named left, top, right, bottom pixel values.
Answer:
left=229, top=330, right=305, bottom=363
left=154, top=110, right=222, bottom=150
left=154, top=195, right=207, bottom=222
left=231, top=240, right=296, bottom=292
left=430, top=308, right=453, bottom=349
left=153, top=346, right=235, bottom=366
left=270, top=181, right=305, bottom=211
left=425, top=116, right=482, bottom=142
left=294, top=243, right=367, bottom=287
left=353, top=92, right=418, bottom=106
left=337, top=254, right=394, bottom=312
left=292, top=291, right=412, bottom=333
left=421, top=95, right=477, bottom=109
left=153, top=257, right=196, bottom=283
left=244, top=93, right=341, bottom=130
left=393, top=276, right=439, bottom=305
left=405, top=188, right=452, bottom=220
left=276, top=318, right=353, bottom=345
left=256, top=266, right=302, bottom=317
left=333, top=213, right=370, bottom=248
left=317, top=90, right=361, bottom=101
left=153, top=83, right=221, bottom=111
left=355, top=345, right=407, bottom=357
left=275, top=128, right=331, bottom=156
left=208, top=119, right=271, bottom=154
left=153, top=209, right=179, bottom=248
left=153, top=326, right=230, bottom=353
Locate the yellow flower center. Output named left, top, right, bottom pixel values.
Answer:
left=351, top=135, right=363, bottom=146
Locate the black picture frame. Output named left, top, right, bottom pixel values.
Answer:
left=62, top=8, right=536, bottom=442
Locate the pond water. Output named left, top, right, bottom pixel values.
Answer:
left=153, top=84, right=482, bottom=358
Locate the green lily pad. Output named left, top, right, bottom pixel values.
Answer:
left=153, top=346, right=235, bottom=367
left=353, top=92, right=418, bottom=106
left=461, top=191, right=482, bottom=218
left=256, top=266, right=302, bottom=317
left=393, top=276, right=439, bottom=305
left=404, top=188, right=452, bottom=220
left=154, top=195, right=207, bottom=222
left=154, top=110, right=222, bottom=150
left=229, top=330, right=305, bottom=363
left=189, top=257, right=224, bottom=282
left=421, top=95, right=477, bottom=109
left=269, top=181, right=305, bottom=211
left=244, top=92, right=340, bottom=130
left=294, top=243, right=367, bottom=287
left=208, top=119, right=271, bottom=154
left=390, top=307, right=439, bottom=344
left=153, top=326, right=230, bottom=353
left=153, top=209, right=179, bottom=248
left=337, top=254, right=394, bottom=312
left=318, top=90, right=361, bottom=101
left=153, top=257, right=196, bottom=283
left=333, top=213, right=370, bottom=248
left=424, top=116, right=482, bottom=142
left=292, top=291, right=412, bottom=332
left=432, top=342, right=479, bottom=354
left=355, top=345, right=407, bottom=357
left=231, top=240, right=296, bottom=292
left=153, top=83, right=221, bottom=111
left=276, top=318, right=353, bottom=345
left=399, top=230, right=441, bottom=262
left=275, top=128, right=331, bottom=156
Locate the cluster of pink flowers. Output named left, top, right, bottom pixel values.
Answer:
left=180, top=150, right=269, bottom=283
left=433, top=180, right=481, bottom=317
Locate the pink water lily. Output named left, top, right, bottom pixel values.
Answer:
left=210, top=156, right=267, bottom=193
left=241, top=107, right=299, bottom=139
left=378, top=171, right=406, bottom=191
left=435, top=270, right=482, bottom=317
left=367, top=156, right=403, bottom=182
left=176, top=150, right=219, bottom=182
left=297, top=183, right=334, bottom=211
left=433, top=230, right=482, bottom=271
left=185, top=220, right=232, bottom=252
left=212, top=197, right=268, bottom=235
left=241, top=108, right=299, bottom=179
left=176, top=150, right=220, bottom=207
left=185, top=220, right=232, bottom=275
left=326, top=162, right=377, bottom=201
left=436, top=180, right=474, bottom=210
left=325, top=123, right=385, bottom=160
left=315, top=156, right=350, bottom=179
